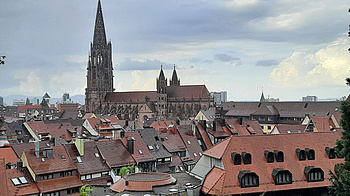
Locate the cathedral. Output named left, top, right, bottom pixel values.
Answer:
left=85, top=1, right=213, bottom=121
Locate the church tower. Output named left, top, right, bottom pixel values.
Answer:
left=156, top=65, right=167, bottom=117
left=170, top=65, right=180, bottom=86
left=85, top=0, right=113, bottom=113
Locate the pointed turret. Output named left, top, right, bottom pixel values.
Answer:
left=260, top=91, right=266, bottom=102
left=93, top=0, right=107, bottom=47
left=170, top=64, right=180, bottom=86
left=157, top=64, right=167, bottom=94
left=159, top=64, right=165, bottom=80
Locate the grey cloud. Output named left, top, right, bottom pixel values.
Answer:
left=116, top=58, right=172, bottom=71
left=256, top=59, right=279, bottom=67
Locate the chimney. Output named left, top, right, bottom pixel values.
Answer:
left=127, top=137, right=135, bottom=154
left=238, top=117, right=243, bottom=125
left=34, top=141, right=40, bottom=158
left=17, top=159, right=23, bottom=169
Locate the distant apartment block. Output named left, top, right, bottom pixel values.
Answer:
left=211, top=91, right=227, bottom=105
left=29, top=98, right=40, bottom=105
left=12, top=99, right=25, bottom=106
left=266, top=97, right=280, bottom=102
left=302, top=95, right=318, bottom=102
left=0, top=96, right=3, bottom=106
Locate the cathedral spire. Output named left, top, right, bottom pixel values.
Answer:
left=93, top=0, right=107, bottom=47
left=159, top=64, right=165, bottom=80
left=260, top=87, right=266, bottom=102
left=170, top=64, right=180, bottom=86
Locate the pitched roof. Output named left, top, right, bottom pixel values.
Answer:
left=25, top=121, right=75, bottom=141
left=166, top=85, right=210, bottom=100
left=272, top=124, right=306, bottom=134
left=0, top=159, right=9, bottom=196
left=23, top=146, right=77, bottom=175
left=201, top=132, right=344, bottom=195
left=251, top=105, right=279, bottom=116
left=96, top=140, right=135, bottom=168
left=223, top=101, right=341, bottom=118
left=65, top=142, right=110, bottom=175
left=11, top=141, right=52, bottom=158
left=0, top=147, right=18, bottom=164
left=177, top=125, right=203, bottom=162
left=6, top=167, right=39, bottom=196
left=121, top=132, right=156, bottom=163
left=137, top=128, right=172, bottom=160
left=36, top=176, right=82, bottom=193
left=104, top=91, right=157, bottom=103
left=195, top=121, right=213, bottom=149
left=311, top=116, right=336, bottom=132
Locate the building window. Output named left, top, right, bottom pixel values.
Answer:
left=264, top=150, right=274, bottom=163
left=267, top=125, right=271, bottom=130
left=231, top=152, right=241, bottom=165
left=242, top=152, right=252, bottom=164
left=268, top=117, right=273, bottom=121
left=60, top=171, right=72, bottom=177
left=238, top=171, right=259, bottom=188
left=272, top=169, right=292, bottom=185
left=304, top=166, right=324, bottom=182
left=296, top=148, right=306, bottom=161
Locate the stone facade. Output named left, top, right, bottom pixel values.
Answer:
left=85, top=1, right=213, bottom=121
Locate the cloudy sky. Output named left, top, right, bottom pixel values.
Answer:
left=0, top=0, right=349, bottom=102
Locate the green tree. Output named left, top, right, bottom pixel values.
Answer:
left=80, top=185, right=93, bottom=196
left=118, top=165, right=135, bottom=177
left=329, top=79, right=350, bottom=195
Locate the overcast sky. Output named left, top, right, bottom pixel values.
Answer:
left=0, top=0, right=349, bottom=102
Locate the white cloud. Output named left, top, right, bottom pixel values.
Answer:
left=270, top=37, right=350, bottom=87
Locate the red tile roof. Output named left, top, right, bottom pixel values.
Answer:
left=25, top=121, right=75, bottom=141
left=17, top=105, right=42, bottom=109
left=36, top=176, right=82, bottom=193
left=0, top=159, right=9, bottom=196
left=166, top=85, right=210, bottom=100
left=150, top=120, right=177, bottom=131
left=311, top=116, right=336, bottom=132
left=177, top=125, right=203, bottom=162
left=201, top=132, right=344, bottom=195
left=195, top=122, right=213, bottom=149
left=121, top=132, right=156, bottom=163
left=23, top=146, right=77, bottom=175
left=96, top=140, right=136, bottom=168
left=6, top=168, right=39, bottom=196
left=0, top=147, right=19, bottom=164
left=272, top=124, right=306, bottom=134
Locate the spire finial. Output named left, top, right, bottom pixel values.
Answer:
left=174, top=64, right=176, bottom=70
left=161, top=63, right=163, bottom=70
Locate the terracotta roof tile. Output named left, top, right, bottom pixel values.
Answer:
left=201, top=132, right=344, bottom=195
left=177, top=125, right=203, bottom=162
left=121, top=132, right=156, bottom=163
left=272, top=124, right=306, bottom=134
left=36, top=175, right=82, bottom=193
left=6, top=168, right=39, bottom=196
left=0, top=147, right=19, bottom=164
left=311, top=116, right=336, bottom=132
left=0, top=159, right=9, bottom=196
left=195, top=122, right=213, bottom=149
left=23, top=146, right=77, bottom=175
left=167, top=85, right=210, bottom=100
left=96, top=140, right=136, bottom=168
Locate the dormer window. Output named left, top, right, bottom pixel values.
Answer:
left=274, top=150, right=284, bottom=162
left=305, top=148, right=315, bottom=160
left=238, top=171, right=259, bottom=188
left=325, top=147, right=336, bottom=159
left=264, top=150, right=274, bottom=163
left=231, top=152, right=241, bottom=165
left=296, top=148, right=306, bottom=161
left=242, top=152, right=252, bottom=164
left=304, top=166, right=324, bottom=182
left=272, top=168, right=292, bottom=185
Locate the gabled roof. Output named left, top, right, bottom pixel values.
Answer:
left=201, top=132, right=344, bottom=195
left=166, top=85, right=210, bottom=100
left=223, top=101, right=341, bottom=118
left=105, top=91, right=157, bottom=103
left=96, top=140, right=135, bottom=168
left=242, top=120, right=264, bottom=135
left=65, top=142, right=110, bottom=175
left=177, top=125, right=203, bottom=162
left=272, top=124, right=306, bottom=134
left=150, top=120, right=177, bottom=131
left=23, top=146, right=77, bottom=175
left=225, top=119, right=250, bottom=136
left=6, top=167, right=39, bottom=196
left=0, top=147, right=18, bottom=164
left=251, top=105, right=279, bottom=116
left=121, top=132, right=156, bottom=163
left=25, top=121, right=76, bottom=141
left=156, top=125, right=186, bottom=153
left=137, top=128, right=172, bottom=160
left=311, top=116, right=337, bottom=132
